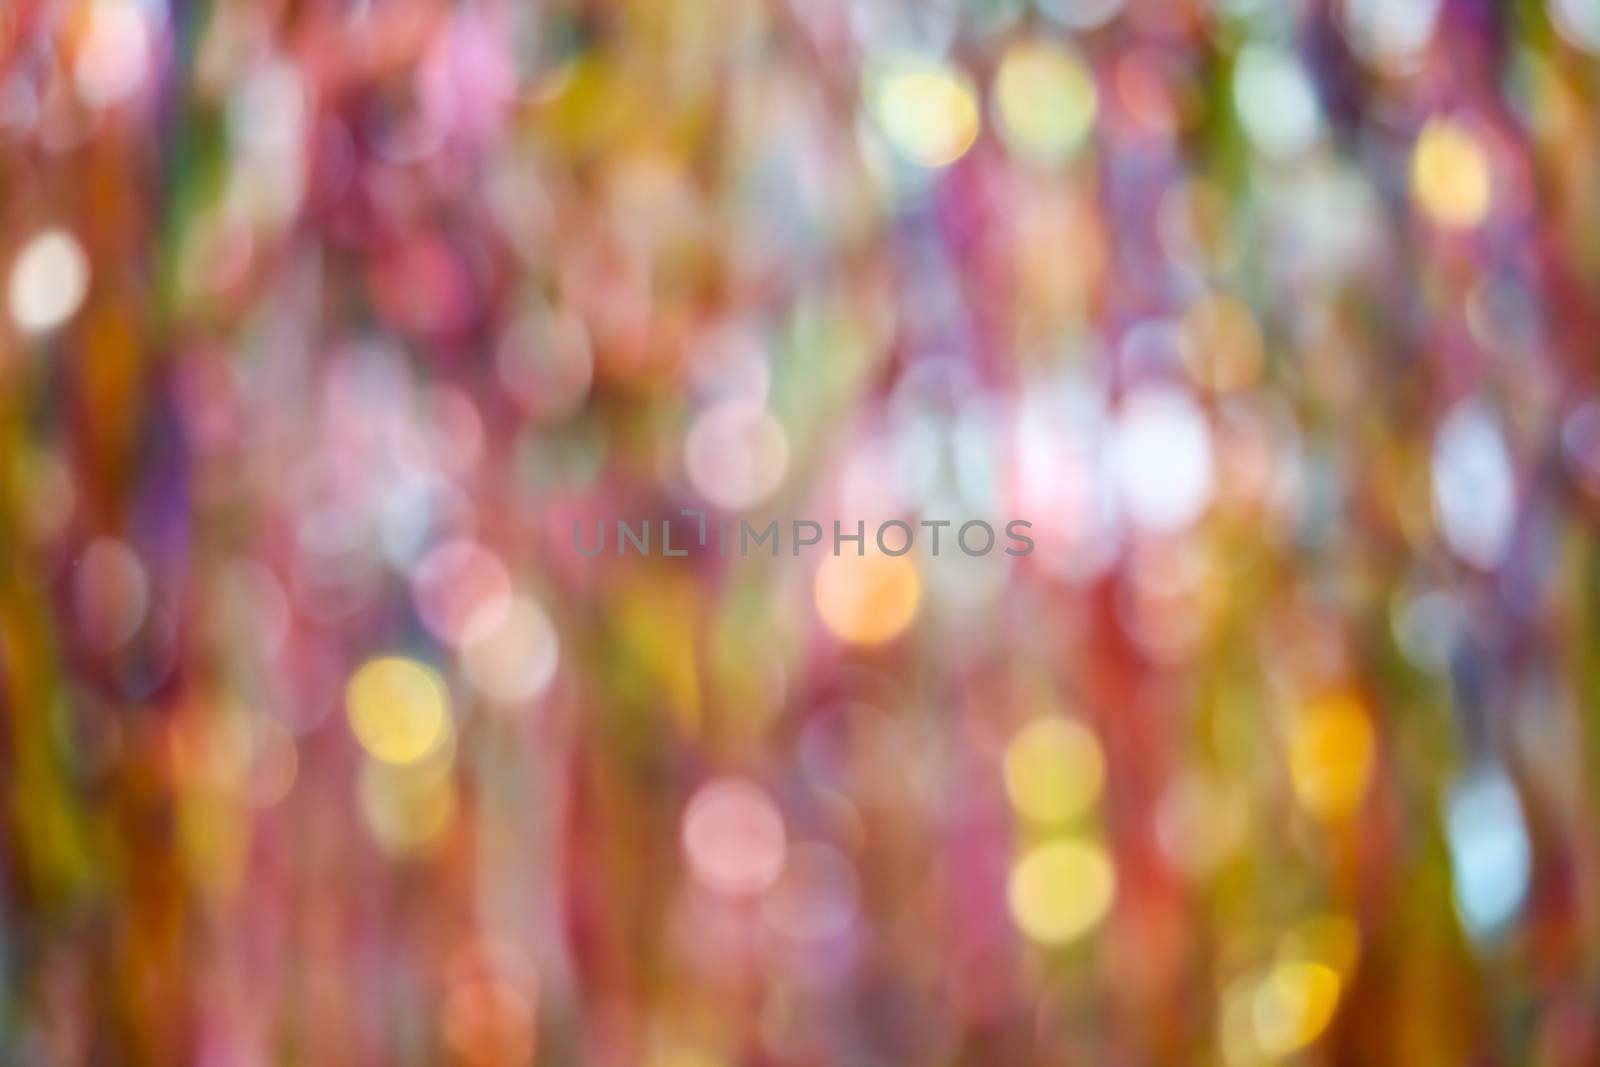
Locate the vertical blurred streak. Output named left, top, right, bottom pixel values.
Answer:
left=0, top=404, right=92, bottom=909
left=472, top=694, right=579, bottom=1058
left=74, top=5, right=206, bottom=1062
left=1557, top=520, right=1600, bottom=974
left=74, top=300, right=142, bottom=523
left=0, top=2, right=48, bottom=90
left=152, top=0, right=220, bottom=328
left=0, top=14, right=104, bottom=1047
left=1081, top=575, right=1188, bottom=1061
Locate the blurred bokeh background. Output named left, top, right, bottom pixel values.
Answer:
left=5, top=0, right=1600, bottom=1063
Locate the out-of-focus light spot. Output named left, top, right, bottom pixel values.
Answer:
left=1159, top=177, right=1241, bottom=273
left=762, top=842, right=860, bottom=942
left=245, top=714, right=299, bottom=808
left=171, top=713, right=241, bottom=789
left=993, top=40, right=1096, bottom=166
left=1275, top=169, right=1383, bottom=281
left=1009, top=839, right=1115, bottom=946
left=226, top=61, right=307, bottom=224
left=1119, top=318, right=1184, bottom=380
left=74, top=0, right=152, bottom=108
left=691, top=322, right=772, bottom=406
left=229, top=61, right=305, bottom=159
left=461, top=595, right=559, bottom=711
left=1552, top=0, right=1600, bottom=52
left=1279, top=914, right=1362, bottom=980
left=1180, top=294, right=1263, bottom=391
left=1156, top=771, right=1247, bottom=879
left=1432, top=400, right=1516, bottom=569
left=1561, top=400, right=1600, bottom=497
left=682, top=778, right=787, bottom=896
left=73, top=538, right=149, bottom=651
left=9, top=230, right=90, bottom=335
left=173, top=710, right=300, bottom=809
left=496, top=306, right=593, bottom=420
left=0, top=75, right=38, bottom=134
left=1219, top=972, right=1259, bottom=1066
left=814, top=551, right=921, bottom=646
left=952, top=405, right=1001, bottom=511
left=293, top=476, right=381, bottom=617
left=446, top=938, right=538, bottom=1000
left=214, top=559, right=292, bottom=662
left=1252, top=962, right=1342, bottom=1057
left=412, top=540, right=513, bottom=647
left=1341, top=0, right=1440, bottom=70
left=849, top=1, right=959, bottom=57
left=1036, top=0, right=1125, bottom=31
left=867, top=56, right=981, bottom=168
left=426, top=385, right=486, bottom=480
left=420, top=9, right=514, bottom=143
left=18, top=449, right=75, bottom=544
left=1115, top=49, right=1179, bottom=136
left=321, top=340, right=416, bottom=447
left=1233, top=46, right=1321, bottom=159
left=1013, top=385, right=1121, bottom=581
left=378, top=473, right=474, bottom=568
left=442, top=939, right=538, bottom=1065
left=1287, top=693, right=1375, bottom=823
left=1003, top=717, right=1104, bottom=824
left=358, top=752, right=457, bottom=855
left=1411, top=118, right=1491, bottom=229
left=346, top=656, right=452, bottom=765
left=1446, top=764, right=1530, bottom=941
left=647, top=1050, right=724, bottom=1067
left=951, top=410, right=1002, bottom=495
left=178, top=791, right=249, bottom=898
left=443, top=976, right=537, bottom=1067
left=1465, top=277, right=1541, bottom=358
left=962, top=0, right=1028, bottom=38
left=1391, top=588, right=1460, bottom=672
left=1208, top=0, right=1270, bottom=14
left=684, top=402, right=790, bottom=510
left=1109, top=388, right=1215, bottom=534
left=925, top=544, right=1011, bottom=620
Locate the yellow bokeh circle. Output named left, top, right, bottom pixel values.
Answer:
left=1008, top=838, right=1116, bottom=946
left=346, top=656, right=452, bottom=765
left=1003, top=717, right=1105, bottom=824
